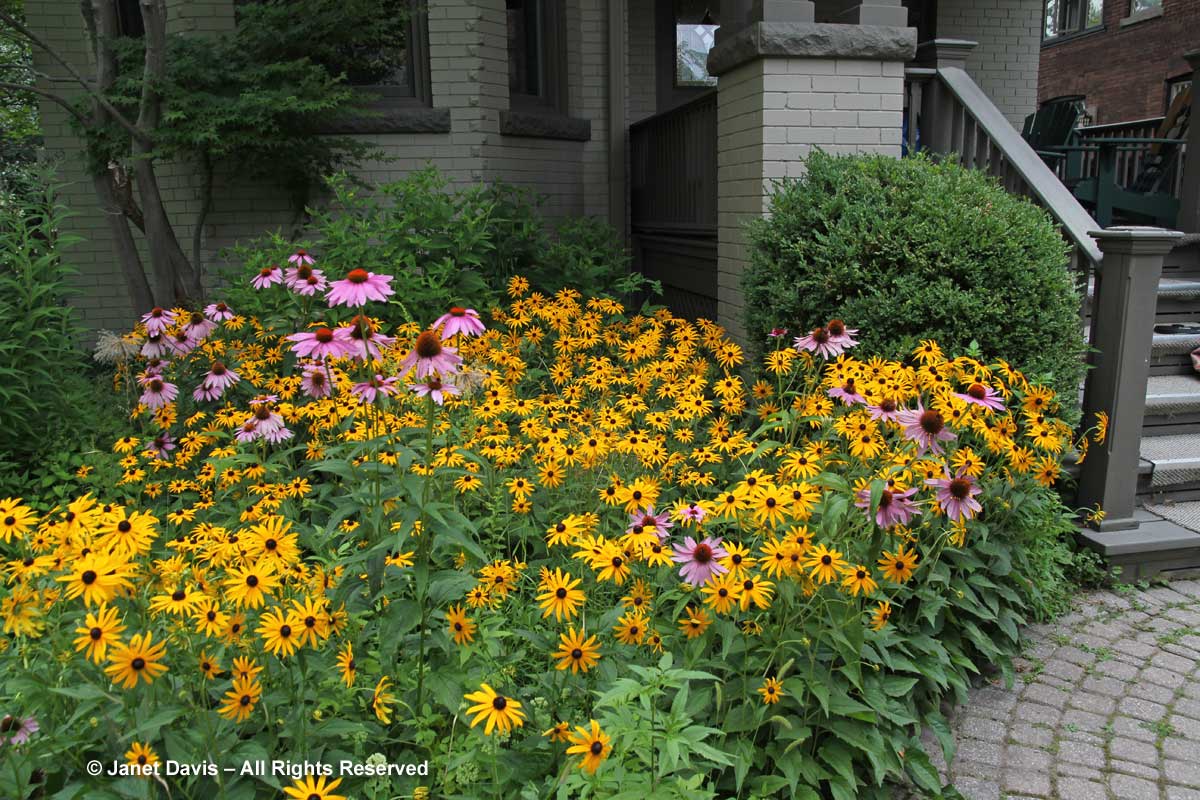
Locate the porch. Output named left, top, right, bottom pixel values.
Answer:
left=621, top=2, right=1200, bottom=576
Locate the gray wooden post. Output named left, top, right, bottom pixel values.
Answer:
left=1178, top=50, right=1200, bottom=235
left=1078, top=227, right=1183, bottom=531
left=916, top=40, right=976, bottom=155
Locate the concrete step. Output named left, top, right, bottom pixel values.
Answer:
left=1078, top=506, right=1200, bottom=580
left=1144, top=374, right=1200, bottom=435
left=1150, top=332, right=1200, bottom=376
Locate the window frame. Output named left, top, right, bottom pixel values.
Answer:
left=1042, top=0, right=1105, bottom=43
left=507, top=0, right=568, bottom=116
left=350, top=0, right=433, bottom=108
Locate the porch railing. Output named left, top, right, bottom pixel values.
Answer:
left=629, top=91, right=718, bottom=235
left=1069, top=116, right=1187, bottom=200
left=629, top=92, right=719, bottom=319
left=904, top=64, right=1103, bottom=269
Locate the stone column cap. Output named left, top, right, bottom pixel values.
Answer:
left=707, top=21, right=916, bottom=77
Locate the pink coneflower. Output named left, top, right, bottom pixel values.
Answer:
left=768, top=327, right=789, bottom=338
left=192, top=362, right=240, bottom=402
left=288, top=249, right=315, bottom=266
left=398, top=330, right=462, bottom=378
left=141, top=334, right=170, bottom=360
left=433, top=307, right=486, bottom=339
left=182, top=309, right=217, bottom=341
left=793, top=326, right=844, bottom=359
left=234, top=420, right=260, bottom=444
left=293, top=272, right=328, bottom=297
left=300, top=364, right=333, bottom=399
left=261, top=425, right=293, bottom=444
left=166, top=329, right=197, bottom=357
left=147, top=433, right=175, bottom=459
left=0, top=715, right=39, bottom=746
left=204, top=301, right=234, bottom=322
left=927, top=470, right=983, bottom=521
left=326, top=269, right=395, bottom=307
left=286, top=327, right=352, bottom=360
left=142, top=358, right=166, bottom=377
left=954, top=382, right=1005, bottom=412
left=138, top=376, right=178, bottom=410
left=679, top=502, right=707, bottom=526
left=867, top=397, right=902, bottom=422
left=352, top=374, right=399, bottom=405
left=826, top=319, right=859, bottom=348
left=896, top=403, right=957, bottom=455
left=671, top=535, right=728, bottom=586
left=855, top=486, right=921, bottom=528
left=246, top=400, right=285, bottom=439
left=251, top=265, right=283, bottom=290
left=140, top=306, right=175, bottom=337
left=340, top=316, right=396, bottom=362
left=627, top=506, right=673, bottom=540
left=827, top=377, right=866, bottom=405
left=410, top=376, right=460, bottom=405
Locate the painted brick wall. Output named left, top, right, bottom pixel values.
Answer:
left=938, top=0, right=1043, bottom=129
left=715, top=56, right=905, bottom=342
left=1039, top=0, right=1200, bottom=123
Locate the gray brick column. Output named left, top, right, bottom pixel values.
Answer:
left=1178, top=50, right=1200, bottom=235
left=1078, top=227, right=1183, bottom=531
left=706, top=6, right=915, bottom=344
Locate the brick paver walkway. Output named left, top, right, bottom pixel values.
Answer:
left=931, top=580, right=1200, bottom=800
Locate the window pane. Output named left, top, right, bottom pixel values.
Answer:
left=1133, top=0, right=1161, bottom=12
left=676, top=24, right=719, bottom=87
left=1044, top=0, right=1060, bottom=36
left=1061, top=0, right=1082, bottom=30
left=1086, top=0, right=1103, bottom=26
left=507, top=0, right=542, bottom=97
left=344, top=0, right=412, bottom=89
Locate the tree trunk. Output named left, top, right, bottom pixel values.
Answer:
left=135, top=0, right=201, bottom=304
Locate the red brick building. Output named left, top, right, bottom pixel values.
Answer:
left=1039, top=0, right=1197, bottom=124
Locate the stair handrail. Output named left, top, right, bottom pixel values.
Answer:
left=908, top=41, right=1103, bottom=267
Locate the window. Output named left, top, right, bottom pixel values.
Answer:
left=235, top=0, right=431, bottom=106
left=506, top=0, right=566, bottom=114
left=1167, top=75, right=1192, bottom=111
left=1132, top=0, right=1161, bottom=13
left=675, top=1, right=719, bottom=88
left=1043, top=0, right=1103, bottom=38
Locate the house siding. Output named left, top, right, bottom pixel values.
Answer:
left=937, top=0, right=1043, bottom=129
left=26, top=0, right=614, bottom=335
left=1038, top=0, right=1200, bottom=124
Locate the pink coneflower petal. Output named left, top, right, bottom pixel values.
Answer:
left=300, top=364, right=333, bottom=399
left=399, top=330, right=463, bottom=378
left=927, top=470, right=983, bottom=521
left=827, top=378, right=866, bottom=406
left=793, top=326, right=844, bottom=359
left=954, top=382, right=1006, bottom=411
left=352, top=374, right=399, bottom=405
left=286, top=327, right=353, bottom=360
left=896, top=403, right=957, bottom=455
left=627, top=506, right=673, bottom=539
left=326, top=269, right=394, bottom=307
left=251, top=265, right=283, bottom=290
left=855, top=486, right=921, bottom=528
left=671, top=535, right=728, bottom=586
left=288, top=249, right=315, bottom=266
left=433, top=307, right=486, bottom=339
left=138, top=377, right=178, bottom=410
left=410, top=377, right=461, bottom=406
left=140, top=307, right=175, bottom=337
left=204, top=301, right=234, bottom=322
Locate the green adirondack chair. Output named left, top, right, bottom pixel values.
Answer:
left=1067, top=88, right=1191, bottom=228
left=1021, top=95, right=1086, bottom=168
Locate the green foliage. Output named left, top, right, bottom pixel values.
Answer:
left=0, top=0, right=40, bottom=171
left=221, top=169, right=633, bottom=324
left=743, top=151, right=1086, bottom=403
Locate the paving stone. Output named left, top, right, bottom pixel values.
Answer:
left=1109, top=736, right=1161, bottom=764
left=1057, top=738, right=1106, bottom=767
left=1131, top=679, right=1179, bottom=705
left=1097, top=659, right=1142, bottom=681
left=1144, top=665, right=1189, bottom=689
left=1110, top=771, right=1162, bottom=798
left=948, top=776, right=999, bottom=800
left=1057, top=777, right=1108, bottom=800
left=1109, top=758, right=1162, bottom=781
left=1007, top=722, right=1054, bottom=749
left=959, top=715, right=1007, bottom=743
left=951, top=758, right=1001, bottom=781
left=1112, top=638, right=1159, bottom=661
left=1169, top=713, right=1200, bottom=741
left=1068, top=691, right=1117, bottom=716
left=1056, top=760, right=1106, bottom=781
left=1060, top=708, right=1109, bottom=734
left=1168, top=787, right=1200, bottom=800
left=1119, top=696, right=1171, bottom=722
left=1004, top=745, right=1051, bottom=772
left=1165, top=760, right=1200, bottom=789
left=1013, top=702, right=1062, bottom=726
left=1001, top=768, right=1051, bottom=797
left=1042, top=659, right=1086, bottom=683
left=1111, top=714, right=1160, bottom=743
left=1022, top=682, right=1069, bottom=709
left=1082, top=675, right=1127, bottom=696
left=956, top=739, right=1002, bottom=767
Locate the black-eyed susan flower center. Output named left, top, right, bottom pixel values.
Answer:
left=265, top=539, right=277, bottom=551
left=207, top=611, right=217, bottom=621
left=571, top=648, right=583, bottom=660
left=81, top=570, right=97, bottom=585
left=555, top=587, right=567, bottom=599
left=279, top=625, right=292, bottom=638
left=137, top=755, right=147, bottom=765
left=856, top=570, right=867, bottom=580
left=949, top=479, right=971, bottom=500
left=304, top=616, right=316, bottom=628
left=172, top=590, right=186, bottom=602
left=766, top=498, right=777, bottom=508
left=90, top=626, right=102, bottom=640
left=821, top=555, right=832, bottom=566
left=743, top=579, right=754, bottom=591
left=492, top=696, right=507, bottom=711
left=590, top=741, right=604, bottom=755
left=718, top=588, right=728, bottom=597
left=918, top=410, right=944, bottom=435
left=131, top=657, right=145, bottom=671
left=346, top=269, right=369, bottom=284
left=3, top=516, right=14, bottom=526
left=246, top=575, right=259, bottom=587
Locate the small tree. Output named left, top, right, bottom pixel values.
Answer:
left=0, top=0, right=405, bottom=311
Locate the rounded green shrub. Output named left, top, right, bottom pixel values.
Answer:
left=744, top=151, right=1085, bottom=403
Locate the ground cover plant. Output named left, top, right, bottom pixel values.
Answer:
left=0, top=256, right=1101, bottom=799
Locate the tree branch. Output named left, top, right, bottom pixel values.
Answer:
left=0, top=79, right=88, bottom=122
left=0, top=8, right=147, bottom=142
